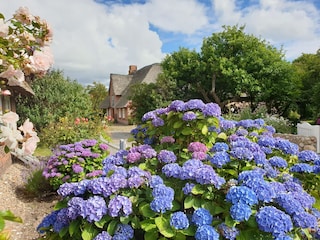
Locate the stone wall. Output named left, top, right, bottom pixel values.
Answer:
left=275, top=133, right=317, bottom=152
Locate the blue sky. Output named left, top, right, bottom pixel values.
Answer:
left=3, top=0, right=320, bottom=86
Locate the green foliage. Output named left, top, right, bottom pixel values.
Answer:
left=86, top=82, right=108, bottom=113
left=39, top=115, right=107, bottom=148
left=292, top=50, right=320, bottom=119
left=129, top=74, right=177, bottom=124
left=15, top=70, right=94, bottom=131
left=42, top=139, right=110, bottom=190
left=161, top=25, right=297, bottom=115
left=22, top=161, right=54, bottom=197
left=0, top=210, right=22, bottom=240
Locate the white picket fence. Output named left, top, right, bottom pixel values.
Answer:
left=297, top=122, right=320, bottom=153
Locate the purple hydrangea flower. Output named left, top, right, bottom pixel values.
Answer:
left=127, top=152, right=142, bottom=163
left=93, top=231, right=112, bottom=240
left=170, top=211, right=189, bottom=230
left=185, top=99, right=205, bottom=111
left=192, top=151, right=208, bottom=160
left=230, top=147, right=253, bottom=161
left=182, top=111, right=197, bottom=121
left=67, top=197, right=86, bottom=220
left=188, top=142, right=208, bottom=153
left=237, top=119, right=255, bottom=128
left=72, top=164, right=83, bottom=173
left=168, top=100, right=186, bottom=112
left=82, top=196, right=107, bottom=222
left=108, top=195, right=132, bottom=217
left=57, top=182, right=76, bottom=197
left=162, top=163, right=182, bottom=178
left=160, top=136, right=175, bottom=144
left=152, top=117, right=164, bottom=127
left=292, top=211, right=318, bottom=229
left=182, top=182, right=195, bottom=195
left=157, top=150, right=177, bottom=163
left=220, top=119, right=237, bottom=130
left=202, top=102, right=221, bottom=117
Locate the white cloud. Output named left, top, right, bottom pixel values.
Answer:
left=2, top=0, right=320, bottom=86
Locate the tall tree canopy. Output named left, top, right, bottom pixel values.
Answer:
left=161, top=25, right=297, bottom=115
left=292, top=50, right=320, bottom=119
left=86, top=81, right=108, bottom=113
left=16, top=70, right=93, bottom=131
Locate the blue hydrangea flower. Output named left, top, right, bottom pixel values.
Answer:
left=297, top=150, right=319, bottom=162
left=182, top=111, right=197, bottom=121
left=290, top=163, right=314, bottom=173
left=53, top=208, right=70, bottom=232
left=220, top=119, right=237, bottom=130
left=182, top=182, right=195, bottom=195
left=256, top=206, right=293, bottom=237
left=230, top=147, right=253, bottom=161
left=170, top=211, right=189, bottom=230
left=149, top=175, right=164, bottom=188
left=275, top=138, right=299, bottom=155
left=162, top=163, right=182, bottom=178
left=168, top=100, right=186, bottom=112
left=83, top=196, right=107, bottom=222
left=211, top=142, right=229, bottom=152
left=184, top=99, right=205, bottom=111
left=194, top=165, right=226, bottom=189
left=67, top=197, right=86, bottom=220
left=276, top=193, right=305, bottom=215
left=257, top=136, right=276, bottom=148
left=113, top=224, right=134, bottom=240
left=237, top=119, right=255, bottom=128
left=268, top=156, right=288, bottom=168
left=275, top=234, right=293, bottom=240
left=37, top=210, right=59, bottom=233
left=108, top=195, right=132, bottom=217
left=150, top=197, right=173, bottom=213
left=230, top=203, right=252, bottom=222
left=192, top=208, right=213, bottom=227
left=210, top=151, right=230, bottom=168
left=93, top=231, right=112, bottom=240
left=292, top=191, right=315, bottom=209
left=157, top=150, right=177, bottom=163
left=292, top=211, right=318, bottom=229
left=152, top=117, right=164, bottom=127
left=202, top=102, right=221, bottom=117
left=217, top=223, right=239, bottom=240
left=226, top=186, right=258, bottom=206
left=57, top=182, right=76, bottom=197
left=250, top=180, right=276, bottom=203
left=195, top=225, right=220, bottom=240
left=152, top=184, right=174, bottom=199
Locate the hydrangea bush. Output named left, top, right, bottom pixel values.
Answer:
left=43, top=139, right=110, bottom=189
left=38, top=99, right=320, bottom=239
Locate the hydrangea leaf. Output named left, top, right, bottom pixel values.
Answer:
left=184, top=196, right=195, bottom=209
left=139, top=202, right=156, bottom=218
left=69, top=219, right=81, bottom=235
left=173, top=121, right=183, bottom=129
left=217, top=132, right=228, bottom=140
left=141, top=219, right=157, bottom=232
left=81, top=222, right=98, bottom=240
left=181, top=225, right=196, bottom=236
left=144, top=229, right=159, bottom=240
left=106, top=220, right=118, bottom=235
left=201, top=125, right=208, bottom=135
left=155, top=216, right=175, bottom=238
left=191, top=184, right=206, bottom=195
left=182, top=127, right=193, bottom=135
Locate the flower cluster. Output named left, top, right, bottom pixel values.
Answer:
left=0, top=7, right=53, bottom=83
left=38, top=99, right=320, bottom=240
left=42, top=139, right=110, bottom=189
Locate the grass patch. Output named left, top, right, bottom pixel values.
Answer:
left=34, top=146, right=52, bottom=157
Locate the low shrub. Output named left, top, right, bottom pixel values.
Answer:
left=37, top=99, right=320, bottom=240
left=42, top=139, right=110, bottom=190
left=39, top=116, right=108, bottom=148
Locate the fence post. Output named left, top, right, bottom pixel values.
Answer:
left=119, top=139, right=126, bottom=150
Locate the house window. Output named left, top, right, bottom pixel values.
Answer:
left=0, top=95, right=11, bottom=114
left=118, top=109, right=122, bottom=118
left=122, top=108, right=125, bottom=119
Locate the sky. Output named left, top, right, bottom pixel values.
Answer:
left=2, top=0, right=320, bottom=87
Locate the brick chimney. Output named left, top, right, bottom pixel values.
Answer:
left=128, top=65, right=137, bottom=75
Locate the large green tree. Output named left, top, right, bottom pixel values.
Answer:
left=15, top=70, right=94, bottom=131
left=86, top=81, right=108, bottom=113
left=129, top=74, right=176, bottom=123
left=161, top=25, right=297, bottom=115
left=292, top=50, right=320, bottom=119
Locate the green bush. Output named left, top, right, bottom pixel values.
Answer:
left=39, top=116, right=107, bottom=148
